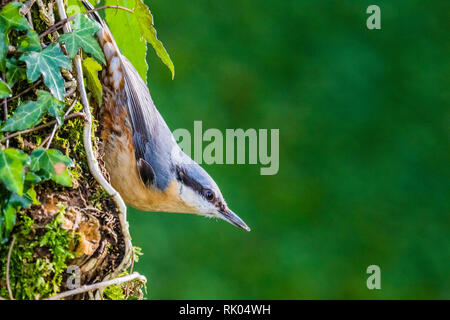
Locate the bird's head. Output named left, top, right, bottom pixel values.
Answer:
left=173, top=158, right=250, bottom=232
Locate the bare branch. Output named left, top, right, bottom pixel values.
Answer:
left=6, top=236, right=16, bottom=300
left=20, top=0, right=37, bottom=16
left=40, top=5, right=134, bottom=39
left=7, top=79, right=42, bottom=102
left=44, top=97, right=78, bottom=149
left=44, top=273, right=147, bottom=300
left=44, top=123, right=58, bottom=149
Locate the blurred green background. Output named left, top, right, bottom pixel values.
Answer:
left=127, top=0, right=449, bottom=299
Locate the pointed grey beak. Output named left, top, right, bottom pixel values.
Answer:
left=218, top=208, right=251, bottom=231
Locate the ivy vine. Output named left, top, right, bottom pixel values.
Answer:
left=0, top=2, right=103, bottom=242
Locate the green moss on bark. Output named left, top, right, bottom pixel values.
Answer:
left=0, top=209, right=75, bottom=299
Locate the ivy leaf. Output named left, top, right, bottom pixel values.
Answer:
left=0, top=79, right=12, bottom=98
left=1, top=90, right=66, bottom=131
left=2, top=204, right=16, bottom=239
left=20, top=43, right=72, bottom=101
left=6, top=57, right=26, bottom=87
left=82, top=57, right=102, bottom=105
left=8, top=192, right=30, bottom=208
left=60, top=14, right=105, bottom=64
left=36, top=90, right=66, bottom=126
left=32, top=168, right=51, bottom=182
left=0, top=148, right=29, bottom=195
left=1, top=99, right=46, bottom=131
left=134, top=0, right=175, bottom=80
left=27, top=186, right=40, bottom=205
left=0, top=2, right=29, bottom=31
left=25, top=171, right=41, bottom=183
left=0, top=2, right=30, bottom=71
left=105, top=0, right=148, bottom=83
left=0, top=31, right=8, bottom=72
left=29, top=148, right=73, bottom=187
left=7, top=186, right=40, bottom=209
left=2, top=185, right=39, bottom=239
left=17, top=29, right=42, bottom=52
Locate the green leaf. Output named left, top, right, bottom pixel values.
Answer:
left=0, top=2, right=30, bottom=71
left=8, top=192, right=30, bottom=207
left=17, top=29, right=42, bottom=52
left=8, top=189, right=35, bottom=209
left=6, top=57, right=26, bottom=87
left=25, top=171, right=41, bottom=183
left=60, top=14, right=105, bottom=64
left=105, top=0, right=148, bottom=83
left=20, top=43, right=72, bottom=101
left=3, top=204, right=16, bottom=237
left=67, top=0, right=84, bottom=16
left=82, top=57, right=102, bottom=105
left=1, top=99, right=46, bottom=131
left=26, top=186, right=40, bottom=205
left=134, top=0, right=174, bottom=79
left=52, top=168, right=72, bottom=186
left=0, top=148, right=29, bottom=195
left=33, top=169, right=51, bottom=182
left=0, top=31, right=8, bottom=72
left=2, top=185, right=39, bottom=239
left=8, top=185, right=40, bottom=208
left=0, top=2, right=29, bottom=31
left=0, top=79, right=12, bottom=98
left=29, top=148, right=73, bottom=187
left=1, top=90, right=66, bottom=131
left=36, top=90, right=66, bottom=126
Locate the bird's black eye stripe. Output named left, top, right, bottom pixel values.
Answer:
left=176, top=165, right=203, bottom=193
left=176, top=165, right=215, bottom=202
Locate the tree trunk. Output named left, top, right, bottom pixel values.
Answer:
left=0, top=0, right=145, bottom=300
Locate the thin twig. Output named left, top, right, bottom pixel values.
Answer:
left=20, top=0, right=37, bottom=16
left=44, top=124, right=58, bottom=149
left=7, top=79, right=42, bottom=102
left=44, top=273, right=146, bottom=300
left=27, top=11, right=34, bottom=30
left=64, top=97, right=78, bottom=116
left=39, top=5, right=134, bottom=39
left=0, top=112, right=85, bottom=142
left=130, top=250, right=135, bottom=274
left=38, top=110, right=85, bottom=148
left=23, top=0, right=36, bottom=30
left=6, top=236, right=16, bottom=300
left=44, top=97, right=78, bottom=149
left=38, top=133, right=51, bottom=148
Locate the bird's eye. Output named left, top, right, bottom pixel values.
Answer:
left=203, top=189, right=214, bottom=201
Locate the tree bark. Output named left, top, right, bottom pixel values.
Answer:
left=0, top=0, right=145, bottom=300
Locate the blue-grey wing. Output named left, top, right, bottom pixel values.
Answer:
left=121, top=56, right=175, bottom=190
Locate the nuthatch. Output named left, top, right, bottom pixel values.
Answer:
left=82, top=1, right=250, bottom=231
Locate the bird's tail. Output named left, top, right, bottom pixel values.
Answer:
left=81, top=0, right=119, bottom=52
left=81, top=0, right=127, bottom=91
left=81, top=0, right=113, bottom=45
left=81, top=0, right=154, bottom=139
